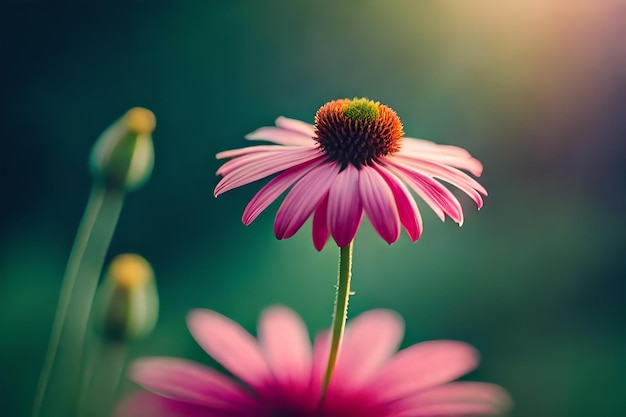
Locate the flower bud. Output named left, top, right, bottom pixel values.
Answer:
left=95, top=254, right=159, bottom=342
left=89, top=107, right=155, bottom=190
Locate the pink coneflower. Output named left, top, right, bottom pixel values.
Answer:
left=117, top=306, right=511, bottom=417
left=215, top=98, right=487, bottom=251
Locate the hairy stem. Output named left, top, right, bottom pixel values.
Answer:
left=321, top=241, right=354, bottom=397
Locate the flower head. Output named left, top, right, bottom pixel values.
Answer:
left=214, top=98, right=487, bottom=250
left=117, top=306, right=511, bottom=417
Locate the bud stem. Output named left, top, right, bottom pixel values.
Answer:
left=77, top=341, right=128, bottom=417
left=32, top=185, right=124, bottom=417
left=321, top=241, right=354, bottom=400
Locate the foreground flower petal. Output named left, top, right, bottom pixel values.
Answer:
left=118, top=306, right=511, bottom=417
left=186, top=309, right=271, bottom=389
left=215, top=99, right=487, bottom=250
left=129, top=358, right=257, bottom=410
left=258, top=306, right=312, bottom=387
left=330, top=309, right=404, bottom=388
left=116, top=392, right=223, bottom=417
left=371, top=340, right=479, bottom=402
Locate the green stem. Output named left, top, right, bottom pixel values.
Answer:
left=32, top=186, right=105, bottom=417
left=107, top=343, right=129, bottom=401
left=77, top=341, right=128, bottom=417
left=76, top=338, right=99, bottom=417
left=321, top=242, right=354, bottom=397
left=70, top=187, right=124, bottom=386
left=32, top=185, right=124, bottom=417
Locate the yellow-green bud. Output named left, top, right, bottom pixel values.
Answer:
left=89, top=107, right=155, bottom=190
left=95, top=254, right=159, bottom=342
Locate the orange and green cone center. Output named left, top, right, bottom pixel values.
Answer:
left=314, top=98, right=404, bottom=168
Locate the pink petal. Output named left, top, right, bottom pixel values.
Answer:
left=312, top=193, right=330, bottom=251
left=375, top=163, right=422, bottom=241
left=402, top=382, right=512, bottom=412
left=129, top=357, right=255, bottom=410
left=217, top=148, right=313, bottom=176
left=396, top=403, right=500, bottom=417
left=394, top=156, right=487, bottom=209
left=309, top=330, right=331, bottom=402
left=274, top=163, right=340, bottom=240
left=216, top=144, right=299, bottom=160
left=401, top=137, right=472, bottom=158
left=114, top=392, right=221, bottom=417
left=187, top=309, right=271, bottom=389
left=371, top=340, right=479, bottom=402
left=215, top=147, right=321, bottom=178
left=397, top=157, right=487, bottom=196
left=400, top=138, right=483, bottom=177
left=331, top=310, right=404, bottom=388
left=275, top=116, right=316, bottom=138
left=327, top=164, right=364, bottom=247
left=388, top=160, right=464, bottom=225
left=242, top=158, right=324, bottom=225
left=258, top=306, right=312, bottom=388
left=246, top=126, right=317, bottom=146
left=358, top=166, right=401, bottom=244
left=214, top=147, right=323, bottom=197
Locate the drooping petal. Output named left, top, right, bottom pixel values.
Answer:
left=129, top=357, right=256, bottom=410
left=396, top=156, right=487, bottom=196
left=375, top=163, right=422, bottom=241
left=395, top=402, right=500, bottom=417
left=393, top=155, right=487, bottom=209
left=214, top=147, right=323, bottom=197
left=275, top=116, right=317, bottom=139
left=243, top=158, right=325, bottom=225
left=401, top=137, right=472, bottom=158
left=371, top=340, right=479, bottom=402
left=216, top=147, right=322, bottom=180
left=274, top=163, right=340, bottom=240
left=312, top=193, right=330, bottom=251
left=258, top=306, right=312, bottom=388
left=217, top=148, right=314, bottom=176
left=114, top=392, right=225, bottom=417
left=400, top=138, right=483, bottom=177
left=216, top=145, right=299, bottom=161
left=331, top=309, right=404, bottom=388
left=358, top=165, right=401, bottom=244
left=186, top=309, right=271, bottom=389
left=327, top=164, right=364, bottom=247
left=388, top=160, right=464, bottom=225
left=400, top=382, right=512, bottom=414
left=246, top=126, right=317, bottom=146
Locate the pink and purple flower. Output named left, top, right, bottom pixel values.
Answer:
left=117, top=306, right=511, bottom=417
left=215, top=98, right=487, bottom=250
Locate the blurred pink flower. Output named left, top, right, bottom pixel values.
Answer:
left=117, top=306, right=511, bottom=417
left=214, top=98, right=487, bottom=250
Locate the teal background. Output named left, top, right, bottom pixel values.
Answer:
left=1, top=2, right=625, bottom=416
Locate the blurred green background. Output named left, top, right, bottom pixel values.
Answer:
left=1, top=1, right=625, bottom=416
